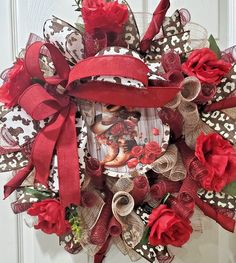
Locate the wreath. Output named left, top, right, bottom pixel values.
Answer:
left=1, top=0, right=236, bottom=262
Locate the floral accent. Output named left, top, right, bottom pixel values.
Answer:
left=140, top=152, right=157, bottom=165
left=145, top=141, right=162, bottom=155
left=27, top=199, right=70, bottom=236
left=148, top=204, right=193, bottom=247
left=195, top=133, right=236, bottom=192
left=131, top=146, right=144, bottom=158
left=130, top=141, right=162, bottom=166
left=0, top=59, right=31, bottom=107
left=152, top=128, right=160, bottom=136
left=82, top=0, right=129, bottom=33
left=127, top=158, right=139, bottom=168
left=182, top=48, right=231, bottom=84
left=69, top=214, right=82, bottom=243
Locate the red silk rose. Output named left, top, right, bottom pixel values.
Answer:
left=131, top=145, right=144, bottom=158
left=152, top=128, right=160, bottom=136
left=127, top=158, right=139, bottom=168
left=148, top=204, right=192, bottom=247
left=0, top=59, right=31, bottom=107
left=145, top=141, right=162, bottom=155
left=182, top=48, right=231, bottom=85
left=140, top=152, right=157, bottom=164
left=27, top=199, right=70, bottom=236
left=195, top=133, right=236, bottom=192
left=82, top=0, right=129, bottom=33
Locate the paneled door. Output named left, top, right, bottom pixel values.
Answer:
left=0, top=1, right=236, bottom=263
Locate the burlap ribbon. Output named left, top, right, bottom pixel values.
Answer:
left=152, top=144, right=186, bottom=181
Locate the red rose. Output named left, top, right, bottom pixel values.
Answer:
left=110, top=122, right=125, bottom=136
left=140, top=152, right=157, bottom=164
left=148, top=205, right=192, bottom=247
left=145, top=141, right=162, bottom=156
left=27, top=199, right=70, bottom=236
left=195, top=133, right=236, bottom=192
left=0, top=59, right=31, bottom=107
left=131, top=145, right=144, bottom=158
left=82, top=0, right=129, bottom=33
left=152, top=128, right=160, bottom=136
left=182, top=48, right=231, bottom=84
left=127, top=158, right=139, bottom=168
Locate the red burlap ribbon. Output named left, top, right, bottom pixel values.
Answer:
left=140, top=0, right=170, bottom=52
left=195, top=196, right=235, bottom=232
left=4, top=42, right=81, bottom=208
left=4, top=40, right=181, bottom=207
left=205, top=96, right=236, bottom=112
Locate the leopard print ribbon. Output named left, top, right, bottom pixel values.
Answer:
left=201, top=64, right=236, bottom=144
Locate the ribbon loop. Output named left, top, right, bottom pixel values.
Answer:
left=25, top=41, right=70, bottom=84
left=68, top=55, right=149, bottom=86
left=18, top=84, right=68, bottom=120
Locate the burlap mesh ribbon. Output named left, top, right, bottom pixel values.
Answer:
left=153, top=144, right=186, bottom=181
left=112, top=191, right=144, bottom=248
left=178, top=101, right=214, bottom=149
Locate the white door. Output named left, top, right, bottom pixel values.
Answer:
left=0, top=1, right=236, bottom=263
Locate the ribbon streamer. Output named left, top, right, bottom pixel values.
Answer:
left=140, top=0, right=170, bottom=52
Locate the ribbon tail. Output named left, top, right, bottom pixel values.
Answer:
left=140, top=0, right=170, bottom=52
left=57, top=104, right=80, bottom=208
left=4, top=161, right=33, bottom=199
left=94, top=236, right=111, bottom=263
left=204, top=96, right=236, bottom=112
left=33, top=112, right=65, bottom=186
left=195, top=196, right=235, bottom=232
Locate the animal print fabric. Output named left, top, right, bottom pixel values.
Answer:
left=0, top=106, right=48, bottom=146
left=198, top=189, right=236, bottom=212
left=0, top=152, right=28, bottom=172
left=162, top=10, right=184, bottom=37
left=201, top=110, right=236, bottom=144
left=147, top=31, right=192, bottom=61
left=211, top=64, right=236, bottom=103
left=43, top=16, right=84, bottom=65
left=201, top=64, right=236, bottom=144
left=121, top=0, right=140, bottom=50
left=135, top=205, right=173, bottom=263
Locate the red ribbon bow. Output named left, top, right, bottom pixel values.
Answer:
left=4, top=41, right=181, bottom=208
left=4, top=42, right=81, bottom=208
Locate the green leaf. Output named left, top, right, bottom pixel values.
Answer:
left=161, top=192, right=170, bottom=204
left=74, top=23, right=85, bottom=33
left=24, top=188, right=52, bottom=200
left=208, top=34, right=221, bottom=59
left=140, top=227, right=150, bottom=245
left=223, top=180, right=236, bottom=196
